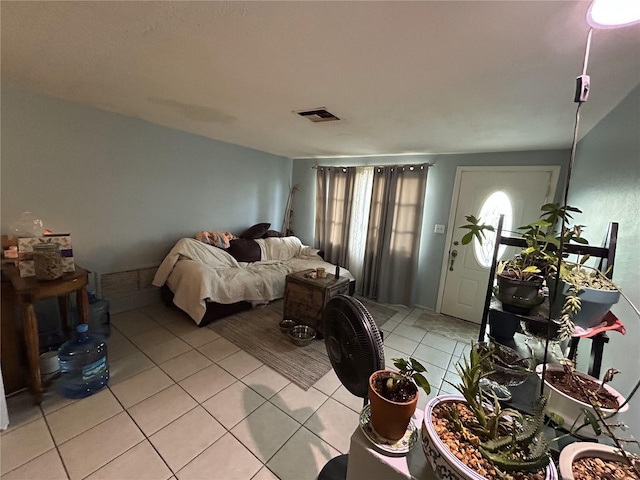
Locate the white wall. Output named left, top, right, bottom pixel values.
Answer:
left=569, top=85, right=640, bottom=438
left=1, top=86, right=292, bottom=284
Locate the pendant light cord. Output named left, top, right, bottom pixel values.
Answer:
left=541, top=27, right=594, bottom=395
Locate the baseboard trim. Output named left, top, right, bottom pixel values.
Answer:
left=109, top=288, right=162, bottom=314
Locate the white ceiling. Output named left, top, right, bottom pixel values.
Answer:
left=2, top=1, right=639, bottom=159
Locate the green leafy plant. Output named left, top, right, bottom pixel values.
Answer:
left=550, top=362, right=640, bottom=477
left=459, top=203, right=588, bottom=282
left=554, top=261, right=618, bottom=339
left=459, top=215, right=495, bottom=246
left=390, top=357, right=431, bottom=396
left=443, top=343, right=551, bottom=474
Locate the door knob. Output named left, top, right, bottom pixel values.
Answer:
left=449, top=249, right=458, bottom=271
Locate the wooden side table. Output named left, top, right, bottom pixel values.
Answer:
left=1, top=265, right=90, bottom=404
left=283, top=269, right=350, bottom=337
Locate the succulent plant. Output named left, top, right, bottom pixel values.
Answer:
left=446, top=343, right=552, bottom=474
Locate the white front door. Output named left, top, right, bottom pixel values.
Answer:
left=437, top=167, right=560, bottom=324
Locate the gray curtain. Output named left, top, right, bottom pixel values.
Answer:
left=315, top=167, right=355, bottom=267
left=361, top=164, right=428, bottom=305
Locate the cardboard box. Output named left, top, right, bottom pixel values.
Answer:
left=18, top=234, right=75, bottom=277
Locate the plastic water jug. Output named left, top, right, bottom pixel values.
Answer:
left=88, top=290, right=111, bottom=338
left=72, top=290, right=111, bottom=338
left=57, top=324, right=109, bottom=398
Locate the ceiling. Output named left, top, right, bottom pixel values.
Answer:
left=2, top=1, right=639, bottom=159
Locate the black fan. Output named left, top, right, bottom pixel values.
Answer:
left=318, top=295, right=385, bottom=480
left=323, top=295, right=385, bottom=402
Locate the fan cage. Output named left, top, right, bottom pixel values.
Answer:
left=323, top=295, right=385, bottom=399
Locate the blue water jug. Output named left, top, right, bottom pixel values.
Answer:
left=88, top=290, right=111, bottom=338
left=57, top=324, right=109, bottom=398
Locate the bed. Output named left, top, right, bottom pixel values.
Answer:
left=152, top=235, right=354, bottom=326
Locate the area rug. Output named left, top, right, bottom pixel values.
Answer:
left=208, top=298, right=397, bottom=390
left=355, top=296, right=397, bottom=329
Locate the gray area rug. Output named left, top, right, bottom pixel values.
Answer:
left=208, top=298, right=396, bottom=390
left=355, top=297, right=397, bottom=329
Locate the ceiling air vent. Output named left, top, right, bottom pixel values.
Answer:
left=296, top=108, right=340, bottom=123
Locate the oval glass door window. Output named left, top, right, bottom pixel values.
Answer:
left=473, top=191, right=513, bottom=268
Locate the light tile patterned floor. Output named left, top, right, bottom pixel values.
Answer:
left=0, top=300, right=479, bottom=480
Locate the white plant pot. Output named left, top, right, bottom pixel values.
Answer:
left=558, top=442, right=636, bottom=480
left=421, top=394, right=558, bottom=480
left=536, top=364, right=628, bottom=438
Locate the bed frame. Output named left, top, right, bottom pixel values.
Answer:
left=160, top=279, right=355, bottom=328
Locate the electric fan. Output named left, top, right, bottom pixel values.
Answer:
left=323, top=295, right=385, bottom=403
left=318, top=295, right=386, bottom=480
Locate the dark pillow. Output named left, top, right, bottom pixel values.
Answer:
left=239, top=222, right=271, bottom=239
left=227, top=238, right=261, bottom=262
left=262, top=229, right=283, bottom=238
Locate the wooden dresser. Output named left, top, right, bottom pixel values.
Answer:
left=283, top=269, right=350, bottom=337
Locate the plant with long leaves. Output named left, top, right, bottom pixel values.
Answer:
left=443, top=343, right=551, bottom=474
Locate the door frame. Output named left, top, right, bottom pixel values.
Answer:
left=435, top=165, right=561, bottom=315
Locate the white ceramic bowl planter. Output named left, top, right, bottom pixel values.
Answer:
left=558, top=442, right=637, bottom=480
left=421, top=395, right=558, bottom=480
left=536, top=364, right=628, bottom=437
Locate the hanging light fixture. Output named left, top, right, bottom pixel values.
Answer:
left=587, top=0, right=640, bottom=29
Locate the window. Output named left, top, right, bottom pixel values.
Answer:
left=473, top=190, right=513, bottom=268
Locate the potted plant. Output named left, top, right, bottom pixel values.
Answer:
left=548, top=262, right=621, bottom=337
left=368, top=357, right=430, bottom=442
left=421, top=345, right=558, bottom=479
left=460, top=209, right=561, bottom=314
left=460, top=203, right=619, bottom=330
left=553, top=366, right=640, bottom=479
left=536, top=363, right=628, bottom=438
left=558, top=442, right=640, bottom=479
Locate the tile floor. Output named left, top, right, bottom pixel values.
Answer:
left=1, top=300, right=479, bottom=480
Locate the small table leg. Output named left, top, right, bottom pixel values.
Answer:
left=58, top=294, right=70, bottom=331
left=76, top=287, right=90, bottom=325
left=22, top=303, right=43, bottom=404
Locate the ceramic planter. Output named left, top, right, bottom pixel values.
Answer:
left=558, top=442, right=636, bottom=480
left=421, top=395, right=558, bottom=480
left=536, top=364, right=628, bottom=437
left=496, top=274, right=544, bottom=314
left=367, top=370, right=418, bottom=442
left=548, top=277, right=620, bottom=329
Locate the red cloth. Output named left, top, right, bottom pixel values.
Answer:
left=573, top=311, right=626, bottom=338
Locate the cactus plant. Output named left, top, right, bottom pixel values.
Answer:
left=444, top=343, right=552, bottom=475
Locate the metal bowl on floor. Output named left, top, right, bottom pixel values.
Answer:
left=279, top=319, right=298, bottom=333
left=288, top=325, right=316, bottom=346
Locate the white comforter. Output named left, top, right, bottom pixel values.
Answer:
left=152, top=237, right=352, bottom=324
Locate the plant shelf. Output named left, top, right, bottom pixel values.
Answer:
left=478, top=217, right=619, bottom=379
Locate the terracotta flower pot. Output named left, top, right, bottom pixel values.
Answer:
left=367, top=370, right=418, bottom=442
left=558, top=442, right=637, bottom=480
left=421, top=395, right=558, bottom=480
left=536, top=364, right=628, bottom=438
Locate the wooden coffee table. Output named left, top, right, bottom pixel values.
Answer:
left=283, top=269, right=350, bottom=337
